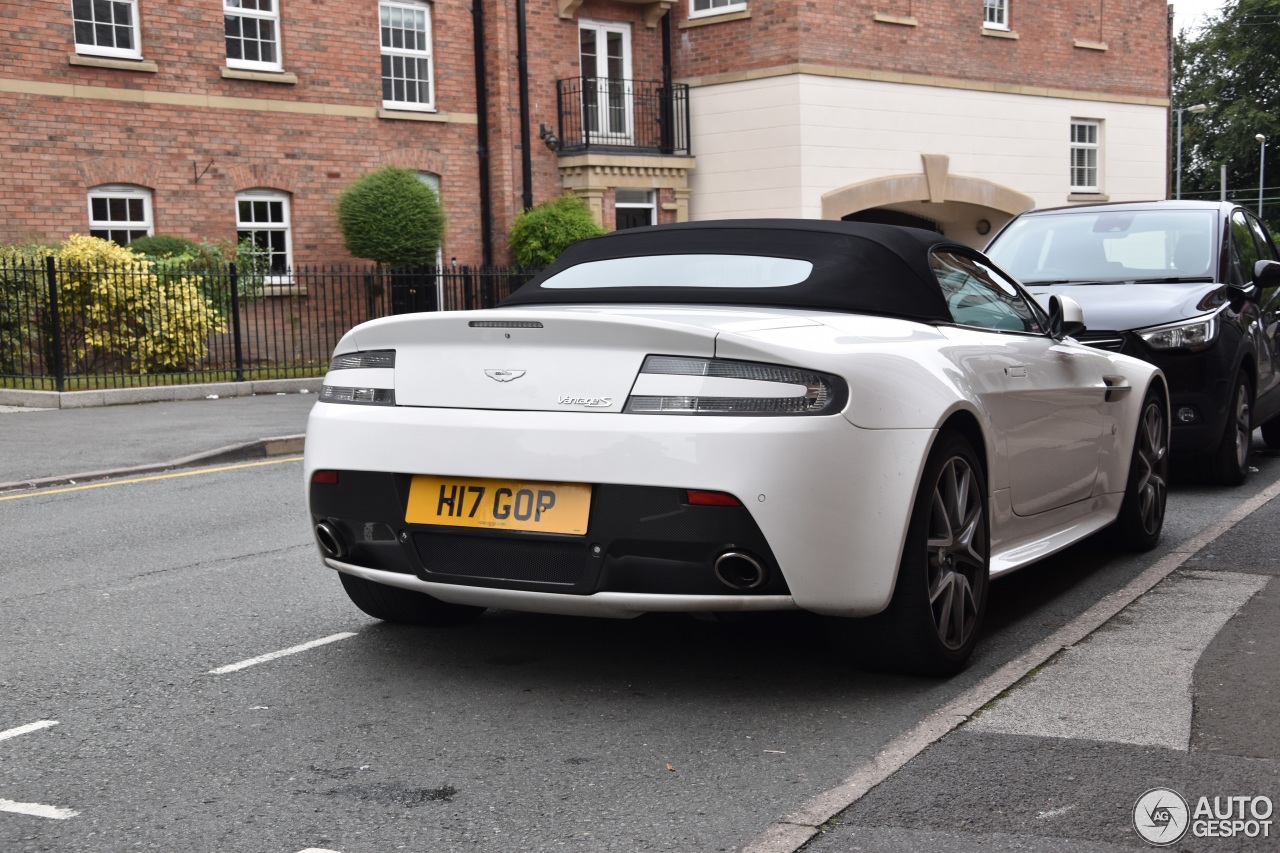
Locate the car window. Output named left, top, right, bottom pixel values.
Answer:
left=987, top=209, right=1217, bottom=282
left=1231, top=210, right=1261, bottom=286
left=1246, top=213, right=1277, bottom=262
left=931, top=251, right=1042, bottom=333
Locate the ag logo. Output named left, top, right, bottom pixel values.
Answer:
left=1134, top=787, right=1190, bottom=846
left=484, top=369, right=526, bottom=382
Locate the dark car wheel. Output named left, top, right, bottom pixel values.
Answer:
left=1201, top=372, right=1252, bottom=486
left=1112, top=389, right=1168, bottom=551
left=339, top=572, right=485, bottom=626
left=827, top=432, right=989, bottom=676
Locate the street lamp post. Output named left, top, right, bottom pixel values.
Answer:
left=1175, top=103, right=1208, bottom=200
left=1257, top=133, right=1267, bottom=216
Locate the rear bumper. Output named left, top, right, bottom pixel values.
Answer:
left=304, top=402, right=936, bottom=616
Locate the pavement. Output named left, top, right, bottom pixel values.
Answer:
left=1, top=385, right=1276, bottom=851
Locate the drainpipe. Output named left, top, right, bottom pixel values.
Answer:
left=661, top=10, right=673, bottom=155
left=472, top=0, right=493, bottom=265
left=516, top=0, right=534, bottom=211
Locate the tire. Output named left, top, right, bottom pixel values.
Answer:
left=1201, top=371, right=1252, bottom=486
left=826, top=432, right=989, bottom=676
left=339, top=572, right=484, bottom=627
left=1111, top=389, right=1169, bottom=551
left=1261, top=416, right=1280, bottom=450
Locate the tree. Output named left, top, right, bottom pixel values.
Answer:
left=1174, top=0, right=1280, bottom=230
left=337, top=167, right=446, bottom=267
left=509, top=193, right=607, bottom=267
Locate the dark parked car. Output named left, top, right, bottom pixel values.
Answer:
left=986, top=200, right=1280, bottom=484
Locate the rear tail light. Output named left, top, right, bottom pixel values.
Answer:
left=624, top=356, right=846, bottom=416
left=686, top=490, right=742, bottom=507
left=311, top=470, right=340, bottom=485
left=321, top=349, right=396, bottom=405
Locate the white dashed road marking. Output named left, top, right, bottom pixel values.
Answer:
left=208, top=632, right=358, bottom=675
left=0, top=799, right=78, bottom=820
left=967, top=570, right=1267, bottom=749
left=296, top=848, right=343, bottom=853
left=0, top=720, right=58, bottom=742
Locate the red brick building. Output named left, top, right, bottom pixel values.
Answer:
left=0, top=1, right=1168, bottom=264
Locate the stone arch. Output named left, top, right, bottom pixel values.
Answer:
left=381, top=148, right=447, bottom=177
left=226, top=163, right=301, bottom=194
left=77, top=157, right=162, bottom=190
left=821, top=155, right=1035, bottom=247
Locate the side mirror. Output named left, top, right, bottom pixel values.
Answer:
left=1047, top=294, right=1086, bottom=339
left=1255, top=259, right=1280, bottom=287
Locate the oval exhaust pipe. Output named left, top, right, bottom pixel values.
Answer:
left=314, top=521, right=348, bottom=560
left=714, top=551, right=767, bottom=591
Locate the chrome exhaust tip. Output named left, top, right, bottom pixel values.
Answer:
left=714, top=550, right=767, bottom=591
left=314, top=521, right=348, bottom=560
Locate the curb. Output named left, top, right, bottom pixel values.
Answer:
left=0, top=434, right=305, bottom=493
left=0, top=377, right=323, bottom=410
left=741, top=474, right=1280, bottom=853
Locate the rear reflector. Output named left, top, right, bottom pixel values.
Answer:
left=686, top=490, right=742, bottom=507
left=312, top=470, right=340, bottom=485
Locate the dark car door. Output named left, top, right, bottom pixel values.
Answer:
left=1239, top=210, right=1280, bottom=417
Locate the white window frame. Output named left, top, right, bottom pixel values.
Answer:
left=1071, top=120, right=1101, bottom=193
left=235, top=190, right=293, bottom=283
left=380, top=0, right=434, bottom=112
left=578, top=19, right=634, bottom=144
left=983, top=0, right=1009, bottom=30
left=71, top=0, right=142, bottom=60
left=615, top=189, right=655, bottom=229
left=224, top=0, right=283, bottom=73
left=88, top=185, right=153, bottom=245
left=690, top=0, right=747, bottom=20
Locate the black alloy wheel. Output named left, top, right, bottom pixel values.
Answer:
left=1113, top=390, right=1169, bottom=551
left=826, top=432, right=989, bottom=676
left=1204, top=372, right=1252, bottom=486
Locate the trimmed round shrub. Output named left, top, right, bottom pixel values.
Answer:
left=509, top=193, right=606, bottom=267
left=337, top=167, right=446, bottom=267
left=126, top=234, right=201, bottom=259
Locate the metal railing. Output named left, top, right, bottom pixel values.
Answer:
left=0, top=259, right=535, bottom=392
left=555, top=77, right=690, bottom=155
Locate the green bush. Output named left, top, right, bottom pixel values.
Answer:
left=509, top=193, right=606, bottom=267
left=0, top=243, right=54, bottom=374
left=56, top=235, right=226, bottom=373
left=337, top=167, right=446, bottom=267
left=126, top=234, right=201, bottom=259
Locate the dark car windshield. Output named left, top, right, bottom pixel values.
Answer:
left=987, top=209, right=1217, bottom=284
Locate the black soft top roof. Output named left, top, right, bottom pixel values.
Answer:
left=501, top=219, right=965, bottom=322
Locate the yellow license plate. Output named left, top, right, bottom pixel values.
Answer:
left=406, top=476, right=592, bottom=535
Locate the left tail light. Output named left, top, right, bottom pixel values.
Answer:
left=320, top=349, right=397, bottom=406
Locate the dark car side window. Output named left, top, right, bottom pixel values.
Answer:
left=1230, top=210, right=1262, bottom=286
left=930, top=251, right=1043, bottom=334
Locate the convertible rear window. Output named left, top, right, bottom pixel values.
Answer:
left=501, top=220, right=961, bottom=322
left=539, top=254, right=814, bottom=289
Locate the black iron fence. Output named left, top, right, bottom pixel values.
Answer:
left=555, top=77, right=690, bottom=155
left=0, top=258, right=535, bottom=392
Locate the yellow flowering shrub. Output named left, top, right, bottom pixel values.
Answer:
left=55, top=235, right=226, bottom=373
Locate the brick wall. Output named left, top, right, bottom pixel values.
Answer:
left=675, top=0, right=1168, bottom=100
left=0, top=0, right=484, bottom=264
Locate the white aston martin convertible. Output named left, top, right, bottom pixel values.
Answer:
left=304, top=220, right=1169, bottom=674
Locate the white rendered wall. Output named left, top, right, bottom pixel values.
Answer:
left=687, top=73, right=1167, bottom=221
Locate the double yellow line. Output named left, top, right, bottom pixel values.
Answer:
left=0, top=457, right=303, bottom=502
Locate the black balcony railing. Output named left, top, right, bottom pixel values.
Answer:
left=555, top=77, right=690, bottom=155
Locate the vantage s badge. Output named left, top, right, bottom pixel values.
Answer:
left=558, top=396, right=613, bottom=407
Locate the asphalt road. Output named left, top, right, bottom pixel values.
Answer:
left=2, top=448, right=1279, bottom=851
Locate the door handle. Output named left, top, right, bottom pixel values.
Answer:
left=1004, top=365, right=1027, bottom=378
